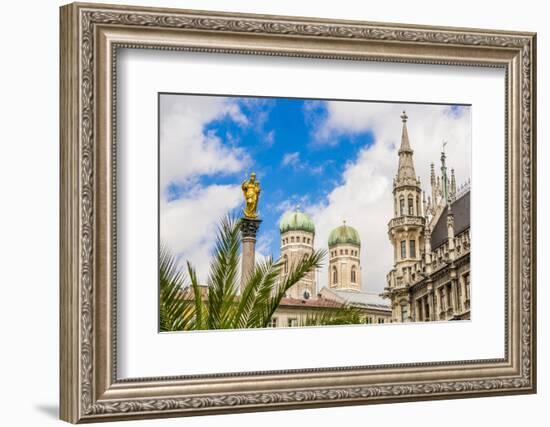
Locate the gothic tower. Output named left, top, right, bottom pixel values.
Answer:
left=386, top=111, right=426, bottom=322
left=279, top=207, right=316, bottom=299
left=328, top=221, right=361, bottom=291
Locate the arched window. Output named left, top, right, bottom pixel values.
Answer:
left=399, top=197, right=405, bottom=215
left=351, top=266, right=357, bottom=283
left=332, top=267, right=338, bottom=285
left=408, top=196, right=414, bottom=215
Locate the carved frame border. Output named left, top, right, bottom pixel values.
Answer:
left=60, top=2, right=536, bottom=423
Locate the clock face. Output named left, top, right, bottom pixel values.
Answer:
left=303, top=290, right=311, bottom=300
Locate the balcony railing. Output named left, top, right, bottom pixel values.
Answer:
left=388, top=215, right=425, bottom=229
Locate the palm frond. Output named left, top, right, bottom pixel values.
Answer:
left=206, top=214, right=241, bottom=329
left=159, top=245, right=195, bottom=331
left=187, top=261, right=207, bottom=330
left=234, top=257, right=280, bottom=329
left=260, top=249, right=326, bottom=328
left=299, top=304, right=364, bottom=327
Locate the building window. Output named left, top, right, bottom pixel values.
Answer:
left=288, top=318, right=298, bottom=327
left=399, top=197, right=405, bottom=215
left=332, top=267, right=338, bottom=285
left=351, top=266, right=357, bottom=283
left=291, top=236, right=295, bottom=242
left=408, top=196, right=414, bottom=215
left=345, top=249, right=348, bottom=255
left=401, top=304, right=408, bottom=322
left=409, top=240, right=416, bottom=258
left=340, top=249, right=343, bottom=255
left=365, top=317, right=372, bottom=324
left=378, top=318, right=384, bottom=324
left=269, top=318, right=278, bottom=328
left=283, top=255, right=288, bottom=274
left=400, top=240, right=406, bottom=259
left=416, top=195, right=420, bottom=216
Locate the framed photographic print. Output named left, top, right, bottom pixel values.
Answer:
left=59, top=2, right=537, bottom=423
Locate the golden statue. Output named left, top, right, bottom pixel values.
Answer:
left=242, top=172, right=261, bottom=219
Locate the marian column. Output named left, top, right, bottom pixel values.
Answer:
left=240, top=172, right=262, bottom=291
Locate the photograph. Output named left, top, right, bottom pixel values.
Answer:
left=158, top=94, right=472, bottom=331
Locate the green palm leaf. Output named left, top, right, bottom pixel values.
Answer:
left=299, top=304, right=364, bottom=327
left=206, top=215, right=241, bottom=329
left=235, top=257, right=280, bottom=329
left=259, top=249, right=326, bottom=328
left=159, top=245, right=194, bottom=331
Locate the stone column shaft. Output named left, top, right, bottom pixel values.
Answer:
left=427, top=287, right=434, bottom=321
left=240, top=218, right=262, bottom=291
left=451, top=279, right=459, bottom=314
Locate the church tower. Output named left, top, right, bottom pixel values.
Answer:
left=328, top=221, right=361, bottom=291
left=386, top=111, right=426, bottom=322
left=279, top=207, right=316, bottom=299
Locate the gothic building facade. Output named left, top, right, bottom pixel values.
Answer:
left=383, top=111, right=471, bottom=322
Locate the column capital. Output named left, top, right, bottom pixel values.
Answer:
left=240, top=217, right=262, bottom=239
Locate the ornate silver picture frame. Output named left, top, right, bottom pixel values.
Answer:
left=60, top=2, right=536, bottom=423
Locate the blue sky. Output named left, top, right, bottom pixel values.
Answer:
left=160, top=94, right=470, bottom=292
left=173, top=96, right=375, bottom=260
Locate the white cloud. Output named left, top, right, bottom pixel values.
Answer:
left=159, top=94, right=250, bottom=196
left=265, top=130, right=275, bottom=147
left=282, top=151, right=300, bottom=167
left=161, top=184, right=242, bottom=283
left=304, top=102, right=471, bottom=293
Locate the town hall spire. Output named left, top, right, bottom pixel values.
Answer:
left=396, top=111, right=418, bottom=186
left=388, top=111, right=426, bottom=322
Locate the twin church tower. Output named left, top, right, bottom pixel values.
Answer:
left=278, top=210, right=361, bottom=299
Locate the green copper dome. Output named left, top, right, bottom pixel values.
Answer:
left=328, top=222, right=361, bottom=247
left=279, top=209, right=315, bottom=234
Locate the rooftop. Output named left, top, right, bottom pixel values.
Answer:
left=430, top=190, right=470, bottom=250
